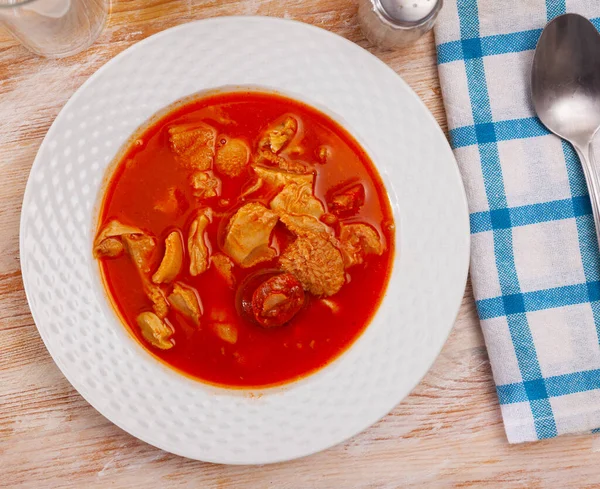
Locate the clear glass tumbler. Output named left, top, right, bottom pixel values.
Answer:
left=0, top=0, right=110, bottom=58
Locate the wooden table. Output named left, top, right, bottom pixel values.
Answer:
left=2, top=1, right=599, bottom=487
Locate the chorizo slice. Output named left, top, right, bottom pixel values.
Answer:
left=251, top=273, right=305, bottom=328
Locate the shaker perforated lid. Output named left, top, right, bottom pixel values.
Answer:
left=378, top=0, right=440, bottom=25
left=358, top=0, right=442, bottom=49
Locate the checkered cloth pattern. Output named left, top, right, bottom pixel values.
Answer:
left=434, top=1, right=600, bottom=442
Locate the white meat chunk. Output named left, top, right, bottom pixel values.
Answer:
left=253, top=165, right=313, bottom=189
left=339, top=223, right=384, bottom=268
left=278, top=213, right=333, bottom=239
left=96, top=220, right=143, bottom=242
left=151, top=231, right=183, bottom=284
left=279, top=233, right=345, bottom=297
left=168, top=122, right=216, bottom=170
left=255, top=116, right=309, bottom=172
left=94, top=220, right=143, bottom=258
left=215, top=137, right=249, bottom=177
left=190, top=170, right=221, bottom=200
left=258, top=116, right=298, bottom=154
left=154, top=187, right=185, bottom=215
left=212, top=323, right=238, bottom=344
left=270, top=181, right=324, bottom=219
left=188, top=208, right=212, bottom=276
left=168, top=282, right=202, bottom=325
left=146, top=283, right=170, bottom=319
left=257, top=151, right=310, bottom=173
left=136, top=312, right=173, bottom=350
left=122, top=234, right=156, bottom=275
left=94, top=237, right=124, bottom=258
left=211, top=253, right=236, bottom=287
left=122, top=234, right=170, bottom=318
left=223, top=203, right=279, bottom=268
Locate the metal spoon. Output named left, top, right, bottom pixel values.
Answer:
left=531, top=13, right=600, bottom=245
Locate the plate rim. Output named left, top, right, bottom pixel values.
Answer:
left=19, top=15, right=470, bottom=464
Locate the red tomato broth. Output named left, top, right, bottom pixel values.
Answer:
left=98, top=91, right=395, bottom=387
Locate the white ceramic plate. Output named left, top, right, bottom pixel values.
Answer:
left=20, top=17, right=469, bottom=464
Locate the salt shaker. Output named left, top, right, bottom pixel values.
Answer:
left=358, top=0, right=443, bottom=49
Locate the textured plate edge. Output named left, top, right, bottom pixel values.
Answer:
left=18, top=16, right=471, bottom=464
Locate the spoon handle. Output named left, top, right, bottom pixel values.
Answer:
left=574, top=143, right=600, bottom=248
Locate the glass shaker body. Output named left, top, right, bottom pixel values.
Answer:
left=0, top=0, right=110, bottom=58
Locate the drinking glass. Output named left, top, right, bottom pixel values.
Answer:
left=0, top=0, right=110, bottom=58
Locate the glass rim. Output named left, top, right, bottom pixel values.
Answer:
left=0, top=0, right=41, bottom=9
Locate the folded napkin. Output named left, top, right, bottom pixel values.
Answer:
left=434, top=1, right=600, bottom=443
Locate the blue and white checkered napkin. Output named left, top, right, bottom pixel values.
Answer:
left=434, top=1, right=600, bottom=443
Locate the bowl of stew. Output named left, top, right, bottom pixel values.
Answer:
left=94, top=88, right=395, bottom=388
left=21, top=17, right=469, bottom=464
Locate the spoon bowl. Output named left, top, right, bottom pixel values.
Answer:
left=531, top=13, right=600, bottom=246
left=532, top=13, right=600, bottom=146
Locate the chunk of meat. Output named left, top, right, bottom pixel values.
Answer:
left=152, top=231, right=183, bottom=284
left=270, top=181, right=324, bottom=219
left=154, top=187, right=188, bottom=215
left=96, top=220, right=143, bottom=242
left=287, top=144, right=305, bottom=157
left=146, top=283, right=170, bottom=319
left=320, top=298, right=340, bottom=314
left=136, top=312, right=173, bottom=350
left=168, top=282, right=202, bottom=325
left=316, top=145, right=331, bottom=164
left=251, top=273, right=305, bottom=328
left=211, top=253, right=235, bottom=287
left=210, top=308, right=228, bottom=323
left=320, top=213, right=338, bottom=227
left=212, top=322, right=238, bottom=344
left=223, top=203, right=279, bottom=268
left=279, top=233, right=345, bottom=297
left=154, top=187, right=178, bottom=214
left=168, top=122, right=216, bottom=170
left=122, top=234, right=156, bottom=275
left=188, top=209, right=212, bottom=276
left=122, top=233, right=169, bottom=317
left=190, top=170, right=221, bottom=200
left=258, top=150, right=310, bottom=173
left=258, top=116, right=298, bottom=154
left=253, top=165, right=313, bottom=189
left=204, top=106, right=235, bottom=126
left=94, top=237, right=124, bottom=258
left=255, top=116, right=310, bottom=173
left=215, top=137, right=249, bottom=177
left=327, top=182, right=365, bottom=217
left=94, top=220, right=143, bottom=258
left=281, top=159, right=310, bottom=173
left=279, top=213, right=334, bottom=239
left=339, top=223, right=384, bottom=267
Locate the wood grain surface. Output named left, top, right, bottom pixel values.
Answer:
left=2, top=1, right=599, bottom=488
